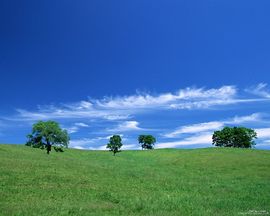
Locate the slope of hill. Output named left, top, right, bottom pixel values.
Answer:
left=0, top=144, right=269, bottom=216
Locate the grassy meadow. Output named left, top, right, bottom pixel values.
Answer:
left=0, top=144, right=269, bottom=216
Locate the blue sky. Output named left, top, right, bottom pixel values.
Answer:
left=1, top=0, right=270, bottom=150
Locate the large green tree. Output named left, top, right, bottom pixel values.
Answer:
left=106, top=135, right=123, bottom=156
left=26, top=121, right=70, bottom=154
left=138, top=135, right=156, bottom=150
left=212, top=126, right=257, bottom=148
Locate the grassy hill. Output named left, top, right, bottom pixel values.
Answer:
left=0, top=144, right=269, bottom=216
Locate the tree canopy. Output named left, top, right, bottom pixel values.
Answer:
left=26, top=121, right=69, bottom=154
left=106, top=135, right=123, bottom=156
left=212, top=126, right=257, bottom=148
left=138, top=135, right=156, bottom=150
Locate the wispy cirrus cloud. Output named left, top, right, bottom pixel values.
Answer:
left=164, top=122, right=224, bottom=138
left=3, top=84, right=270, bottom=132
left=246, top=83, right=270, bottom=98
left=13, top=105, right=130, bottom=122
left=74, top=122, right=89, bottom=127
left=65, top=126, right=79, bottom=134
left=5, top=85, right=248, bottom=122
left=156, top=133, right=213, bottom=148
left=163, top=113, right=262, bottom=138
left=230, top=113, right=262, bottom=124
left=96, top=85, right=237, bottom=109
left=64, top=122, right=90, bottom=134
left=107, top=121, right=143, bottom=132
left=2, top=84, right=270, bottom=150
left=168, top=98, right=267, bottom=110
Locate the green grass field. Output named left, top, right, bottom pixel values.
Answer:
left=0, top=144, right=269, bottom=216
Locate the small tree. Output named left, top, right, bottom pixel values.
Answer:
left=212, top=126, right=257, bottom=148
left=106, top=135, right=123, bottom=156
left=138, top=135, right=156, bottom=150
left=26, top=121, right=70, bottom=154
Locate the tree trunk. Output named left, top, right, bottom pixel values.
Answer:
left=46, top=140, right=51, bottom=155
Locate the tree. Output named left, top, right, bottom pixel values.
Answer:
left=212, top=126, right=257, bottom=148
left=106, top=135, right=123, bottom=156
left=138, top=135, right=156, bottom=150
left=26, top=121, right=70, bottom=154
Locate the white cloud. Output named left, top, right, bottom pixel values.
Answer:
left=156, top=133, right=213, bottom=148
left=252, top=127, right=270, bottom=148
left=78, top=101, right=93, bottom=109
left=228, top=113, right=262, bottom=124
left=13, top=86, right=236, bottom=121
left=97, top=86, right=237, bottom=109
left=168, top=98, right=266, bottom=110
left=64, top=122, right=90, bottom=134
left=74, top=122, right=89, bottom=127
left=255, top=128, right=270, bottom=139
left=66, top=126, right=79, bottom=134
left=103, top=115, right=131, bottom=120
left=5, top=85, right=269, bottom=123
left=164, top=113, right=262, bottom=138
left=12, top=106, right=130, bottom=122
left=246, top=83, right=270, bottom=98
left=108, top=121, right=143, bottom=132
left=164, top=122, right=224, bottom=138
